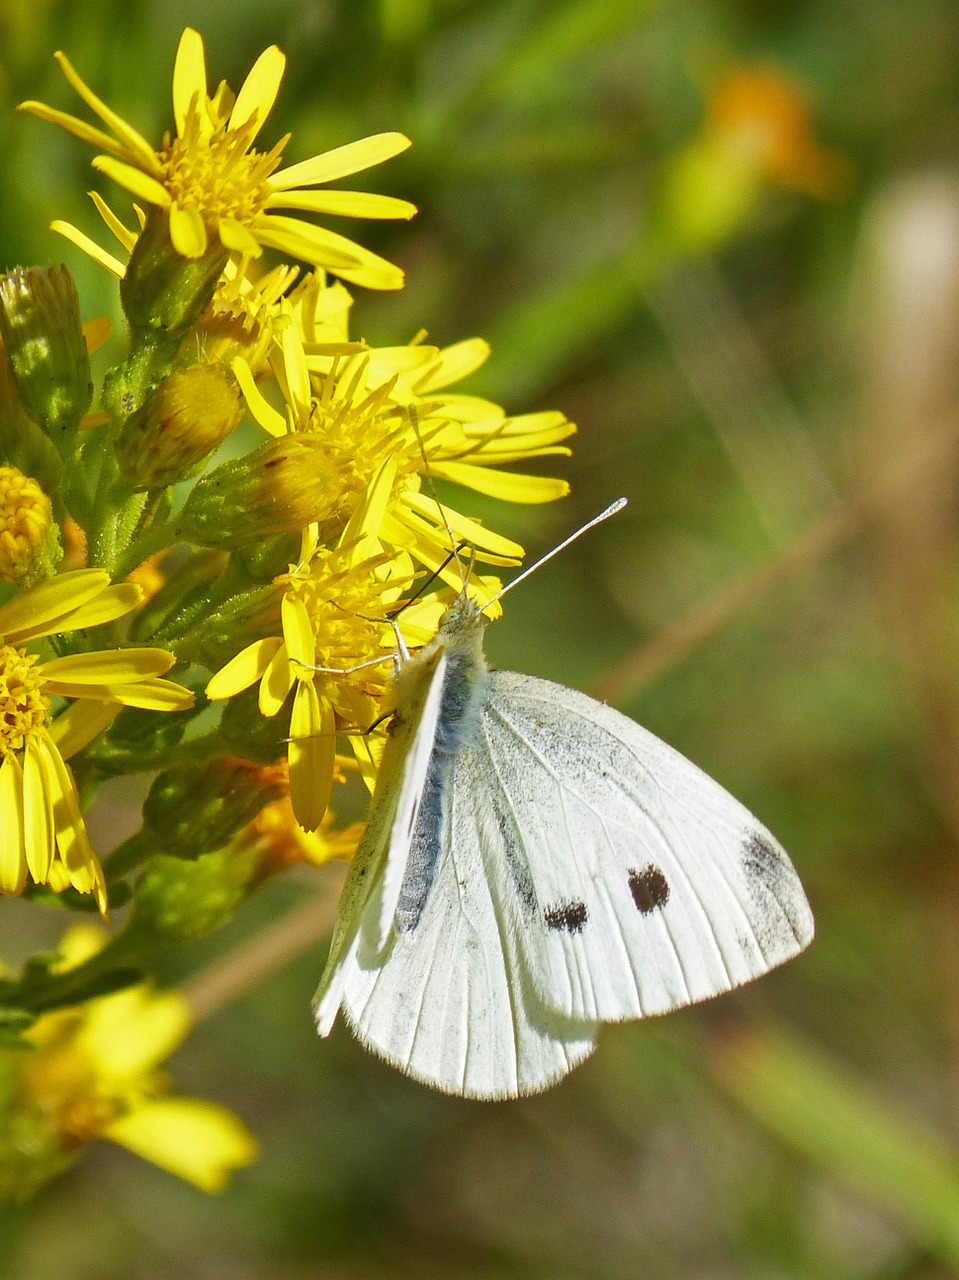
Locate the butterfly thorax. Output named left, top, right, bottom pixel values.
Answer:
left=393, top=595, right=490, bottom=931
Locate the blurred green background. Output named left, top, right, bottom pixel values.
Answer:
left=4, top=0, right=959, bottom=1276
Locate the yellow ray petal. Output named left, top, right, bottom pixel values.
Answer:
left=269, top=132, right=411, bottom=190
left=266, top=189, right=417, bottom=220
left=103, top=1096, right=258, bottom=1192
left=168, top=202, right=208, bottom=257
left=51, top=220, right=126, bottom=278
left=17, top=100, right=130, bottom=161
left=415, top=338, right=491, bottom=391
left=0, top=569, right=110, bottom=642
left=217, top=217, right=262, bottom=256
left=90, top=190, right=140, bottom=251
left=49, top=701, right=123, bottom=760
left=289, top=682, right=335, bottom=831
left=59, top=583, right=143, bottom=631
left=173, top=27, right=207, bottom=137
left=229, top=43, right=285, bottom=140
left=282, top=593, right=315, bottom=671
left=428, top=460, right=571, bottom=503
left=206, top=637, right=283, bottom=700
left=41, top=737, right=106, bottom=912
left=92, top=155, right=170, bottom=206
left=22, top=735, right=53, bottom=882
left=404, top=490, right=524, bottom=558
left=231, top=357, right=287, bottom=436
left=52, top=50, right=160, bottom=171
left=259, top=645, right=295, bottom=717
left=41, top=648, right=175, bottom=685
left=252, top=215, right=362, bottom=270
left=0, top=755, right=27, bottom=895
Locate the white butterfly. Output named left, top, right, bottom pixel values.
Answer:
left=313, top=586, right=814, bottom=1100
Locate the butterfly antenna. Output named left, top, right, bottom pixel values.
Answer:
left=484, top=497, right=627, bottom=612
left=407, top=403, right=470, bottom=593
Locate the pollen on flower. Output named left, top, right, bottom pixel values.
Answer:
left=0, top=466, right=55, bottom=585
left=0, top=646, right=49, bottom=754
left=163, top=119, right=284, bottom=240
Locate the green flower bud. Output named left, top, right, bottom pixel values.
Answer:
left=176, top=435, right=334, bottom=549
left=0, top=266, right=92, bottom=454
left=121, top=209, right=228, bottom=351
left=116, top=364, right=244, bottom=491
left=131, top=830, right=279, bottom=941
left=107, top=756, right=288, bottom=880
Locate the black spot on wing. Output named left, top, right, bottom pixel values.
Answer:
left=628, top=865, right=670, bottom=913
left=544, top=900, right=588, bottom=933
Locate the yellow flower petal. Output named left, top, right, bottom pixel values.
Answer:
left=289, top=682, right=334, bottom=831
left=404, top=490, right=524, bottom=559
left=266, top=189, right=417, bottom=220
left=83, top=315, right=113, bottom=354
left=338, top=455, right=397, bottom=552
left=280, top=319, right=312, bottom=422
left=0, top=569, right=110, bottom=642
left=79, top=986, right=191, bottom=1080
left=253, top=214, right=362, bottom=270
left=51, top=50, right=160, bottom=171
left=41, top=648, right=174, bottom=685
left=429, top=460, right=571, bottom=503
left=97, top=678, right=194, bottom=711
left=92, top=155, right=170, bottom=206
left=269, top=132, right=411, bottom=190
left=228, top=43, right=285, bottom=140
left=231, top=357, right=287, bottom=436
left=282, top=593, right=315, bottom=671
left=259, top=644, right=295, bottom=717
left=217, top=216, right=262, bottom=256
left=51, top=220, right=126, bottom=278
left=206, top=637, right=282, bottom=700
left=102, top=1096, right=258, bottom=1192
left=172, top=27, right=207, bottom=137
left=23, top=734, right=53, bottom=882
left=168, top=201, right=208, bottom=258
left=416, top=338, right=491, bottom=391
left=90, top=190, right=140, bottom=252
left=49, top=701, right=123, bottom=760
left=0, top=755, right=27, bottom=895
left=41, top=736, right=106, bottom=912
left=58, top=583, right=144, bottom=631
left=17, top=100, right=129, bottom=161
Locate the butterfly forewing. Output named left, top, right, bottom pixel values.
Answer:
left=477, top=671, right=814, bottom=1023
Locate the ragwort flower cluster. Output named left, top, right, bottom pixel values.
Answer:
left=0, top=27, right=574, bottom=1196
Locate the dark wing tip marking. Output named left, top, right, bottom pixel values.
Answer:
left=628, top=865, right=670, bottom=913
left=742, top=831, right=788, bottom=886
left=742, top=829, right=811, bottom=950
left=544, top=900, right=588, bottom=933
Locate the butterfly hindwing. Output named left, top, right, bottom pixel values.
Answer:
left=478, top=671, right=814, bottom=1023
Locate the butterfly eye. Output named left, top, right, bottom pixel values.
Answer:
left=543, top=900, right=588, bottom=933
left=627, top=865, right=670, bottom=913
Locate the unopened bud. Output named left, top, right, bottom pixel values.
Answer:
left=116, top=364, right=244, bottom=491
left=0, top=266, right=92, bottom=453
left=176, top=435, right=336, bottom=549
left=122, top=209, right=228, bottom=351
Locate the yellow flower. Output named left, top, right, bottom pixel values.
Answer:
left=205, top=467, right=481, bottom=829
left=0, top=569, right=194, bottom=911
left=234, top=290, right=574, bottom=594
left=20, top=27, right=416, bottom=289
left=240, top=791, right=364, bottom=874
left=4, top=924, right=257, bottom=1196
left=0, top=465, right=59, bottom=586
